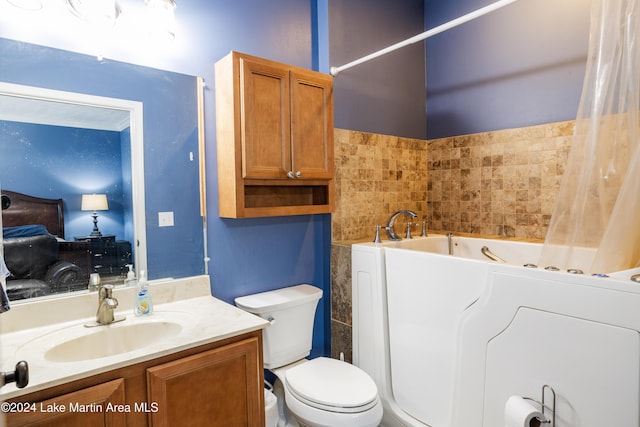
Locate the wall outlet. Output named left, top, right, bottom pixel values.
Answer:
left=158, top=211, right=174, bottom=227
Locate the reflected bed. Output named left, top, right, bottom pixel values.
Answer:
left=1, top=190, right=90, bottom=300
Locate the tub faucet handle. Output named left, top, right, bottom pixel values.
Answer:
left=373, top=225, right=385, bottom=243
left=420, top=220, right=428, bottom=237
left=405, top=222, right=413, bottom=239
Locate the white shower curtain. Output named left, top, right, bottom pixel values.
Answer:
left=539, top=0, right=640, bottom=274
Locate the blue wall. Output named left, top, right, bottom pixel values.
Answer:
left=425, top=0, right=590, bottom=138
left=329, top=0, right=427, bottom=139
left=0, top=121, right=127, bottom=241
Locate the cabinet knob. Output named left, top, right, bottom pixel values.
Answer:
left=1, top=361, right=29, bottom=389
left=287, top=171, right=302, bottom=179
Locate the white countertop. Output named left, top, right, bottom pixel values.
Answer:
left=0, top=276, right=268, bottom=399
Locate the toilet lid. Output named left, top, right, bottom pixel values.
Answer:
left=285, top=357, right=378, bottom=413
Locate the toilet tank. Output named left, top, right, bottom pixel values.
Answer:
left=235, top=284, right=322, bottom=369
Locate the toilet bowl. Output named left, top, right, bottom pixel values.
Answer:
left=275, top=357, right=382, bottom=427
left=235, top=284, right=383, bottom=427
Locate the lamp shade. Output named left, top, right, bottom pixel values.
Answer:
left=81, top=194, right=109, bottom=211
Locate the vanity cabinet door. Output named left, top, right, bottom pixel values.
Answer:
left=5, top=378, right=125, bottom=427
left=146, top=336, right=263, bottom=427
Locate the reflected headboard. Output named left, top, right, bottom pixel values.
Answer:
left=1, top=190, right=65, bottom=238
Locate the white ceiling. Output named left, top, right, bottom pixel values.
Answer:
left=0, top=94, right=130, bottom=131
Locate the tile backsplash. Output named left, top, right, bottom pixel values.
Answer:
left=333, top=120, right=574, bottom=242
left=332, top=128, right=428, bottom=242
left=427, top=120, right=573, bottom=240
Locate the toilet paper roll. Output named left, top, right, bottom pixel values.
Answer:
left=504, top=395, right=547, bottom=427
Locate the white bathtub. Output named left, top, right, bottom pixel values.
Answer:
left=352, top=234, right=640, bottom=427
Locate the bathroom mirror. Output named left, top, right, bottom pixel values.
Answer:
left=0, top=83, right=146, bottom=300
left=0, top=38, right=206, bottom=302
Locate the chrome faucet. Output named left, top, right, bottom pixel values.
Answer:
left=97, top=284, right=118, bottom=324
left=86, top=284, right=125, bottom=327
left=385, top=210, right=418, bottom=241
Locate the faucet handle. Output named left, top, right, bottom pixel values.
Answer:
left=103, top=284, right=114, bottom=298
left=405, top=222, right=413, bottom=239
left=421, top=220, right=428, bottom=237
left=373, top=225, right=383, bottom=243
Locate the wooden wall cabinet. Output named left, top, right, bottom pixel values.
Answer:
left=215, top=51, right=334, bottom=218
left=4, top=331, right=264, bottom=427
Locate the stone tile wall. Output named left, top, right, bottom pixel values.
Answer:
left=332, top=128, right=429, bottom=242
left=427, top=121, right=573, bottom=239
left=330, top=243, right=352, bottom=363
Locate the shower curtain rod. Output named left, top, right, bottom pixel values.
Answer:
left=330, top=0, right=521, bottom=76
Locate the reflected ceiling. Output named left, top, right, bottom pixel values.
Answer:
left=0, top=95, right=130, bottom=131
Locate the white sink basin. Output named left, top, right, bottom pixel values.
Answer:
left=44, top=320, right=183, bottom=362
left=14, top=311, right=195, bottom=364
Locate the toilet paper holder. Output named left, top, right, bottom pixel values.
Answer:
left=523, top=384, right=556, bottom=427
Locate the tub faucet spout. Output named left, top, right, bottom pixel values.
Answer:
left=385, top=210, right=418, bottom=241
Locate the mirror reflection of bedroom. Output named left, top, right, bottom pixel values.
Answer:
left=1, top=97, right=134, bottom=301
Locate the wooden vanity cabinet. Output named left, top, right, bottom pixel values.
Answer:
left=4, top=331, right=264, bottom=427
left=4, top=379, right=126, bottom=427
left=215, top=51, right=334, bottom=218
left=147, top=337, right=262, bottom=426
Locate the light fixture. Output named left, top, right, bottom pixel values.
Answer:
left=6, top=0, right=43, bottom=11
left=144, top=0, right=176, bottom=41
left=81, top=194, right=109, bottom=237
left=66, top=0, right=120, bottom=28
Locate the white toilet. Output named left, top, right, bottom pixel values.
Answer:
left=235, top=284, right=383, bottom=427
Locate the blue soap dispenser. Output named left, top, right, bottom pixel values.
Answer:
left=134, top=270, right=153, bottom=316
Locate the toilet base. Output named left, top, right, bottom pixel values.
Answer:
left=272, top=379, right=301, bottom=427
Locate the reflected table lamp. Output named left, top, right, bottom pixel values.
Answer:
left=81, top=194, right=109, bottom=237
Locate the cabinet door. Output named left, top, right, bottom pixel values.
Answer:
left=240, top=56, right=291, bottom=179
left=290, top=68, right=334, bottom=180
left=5, top=379, right=126, bottom=427
left=146, top=336, right=263, bottom=427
